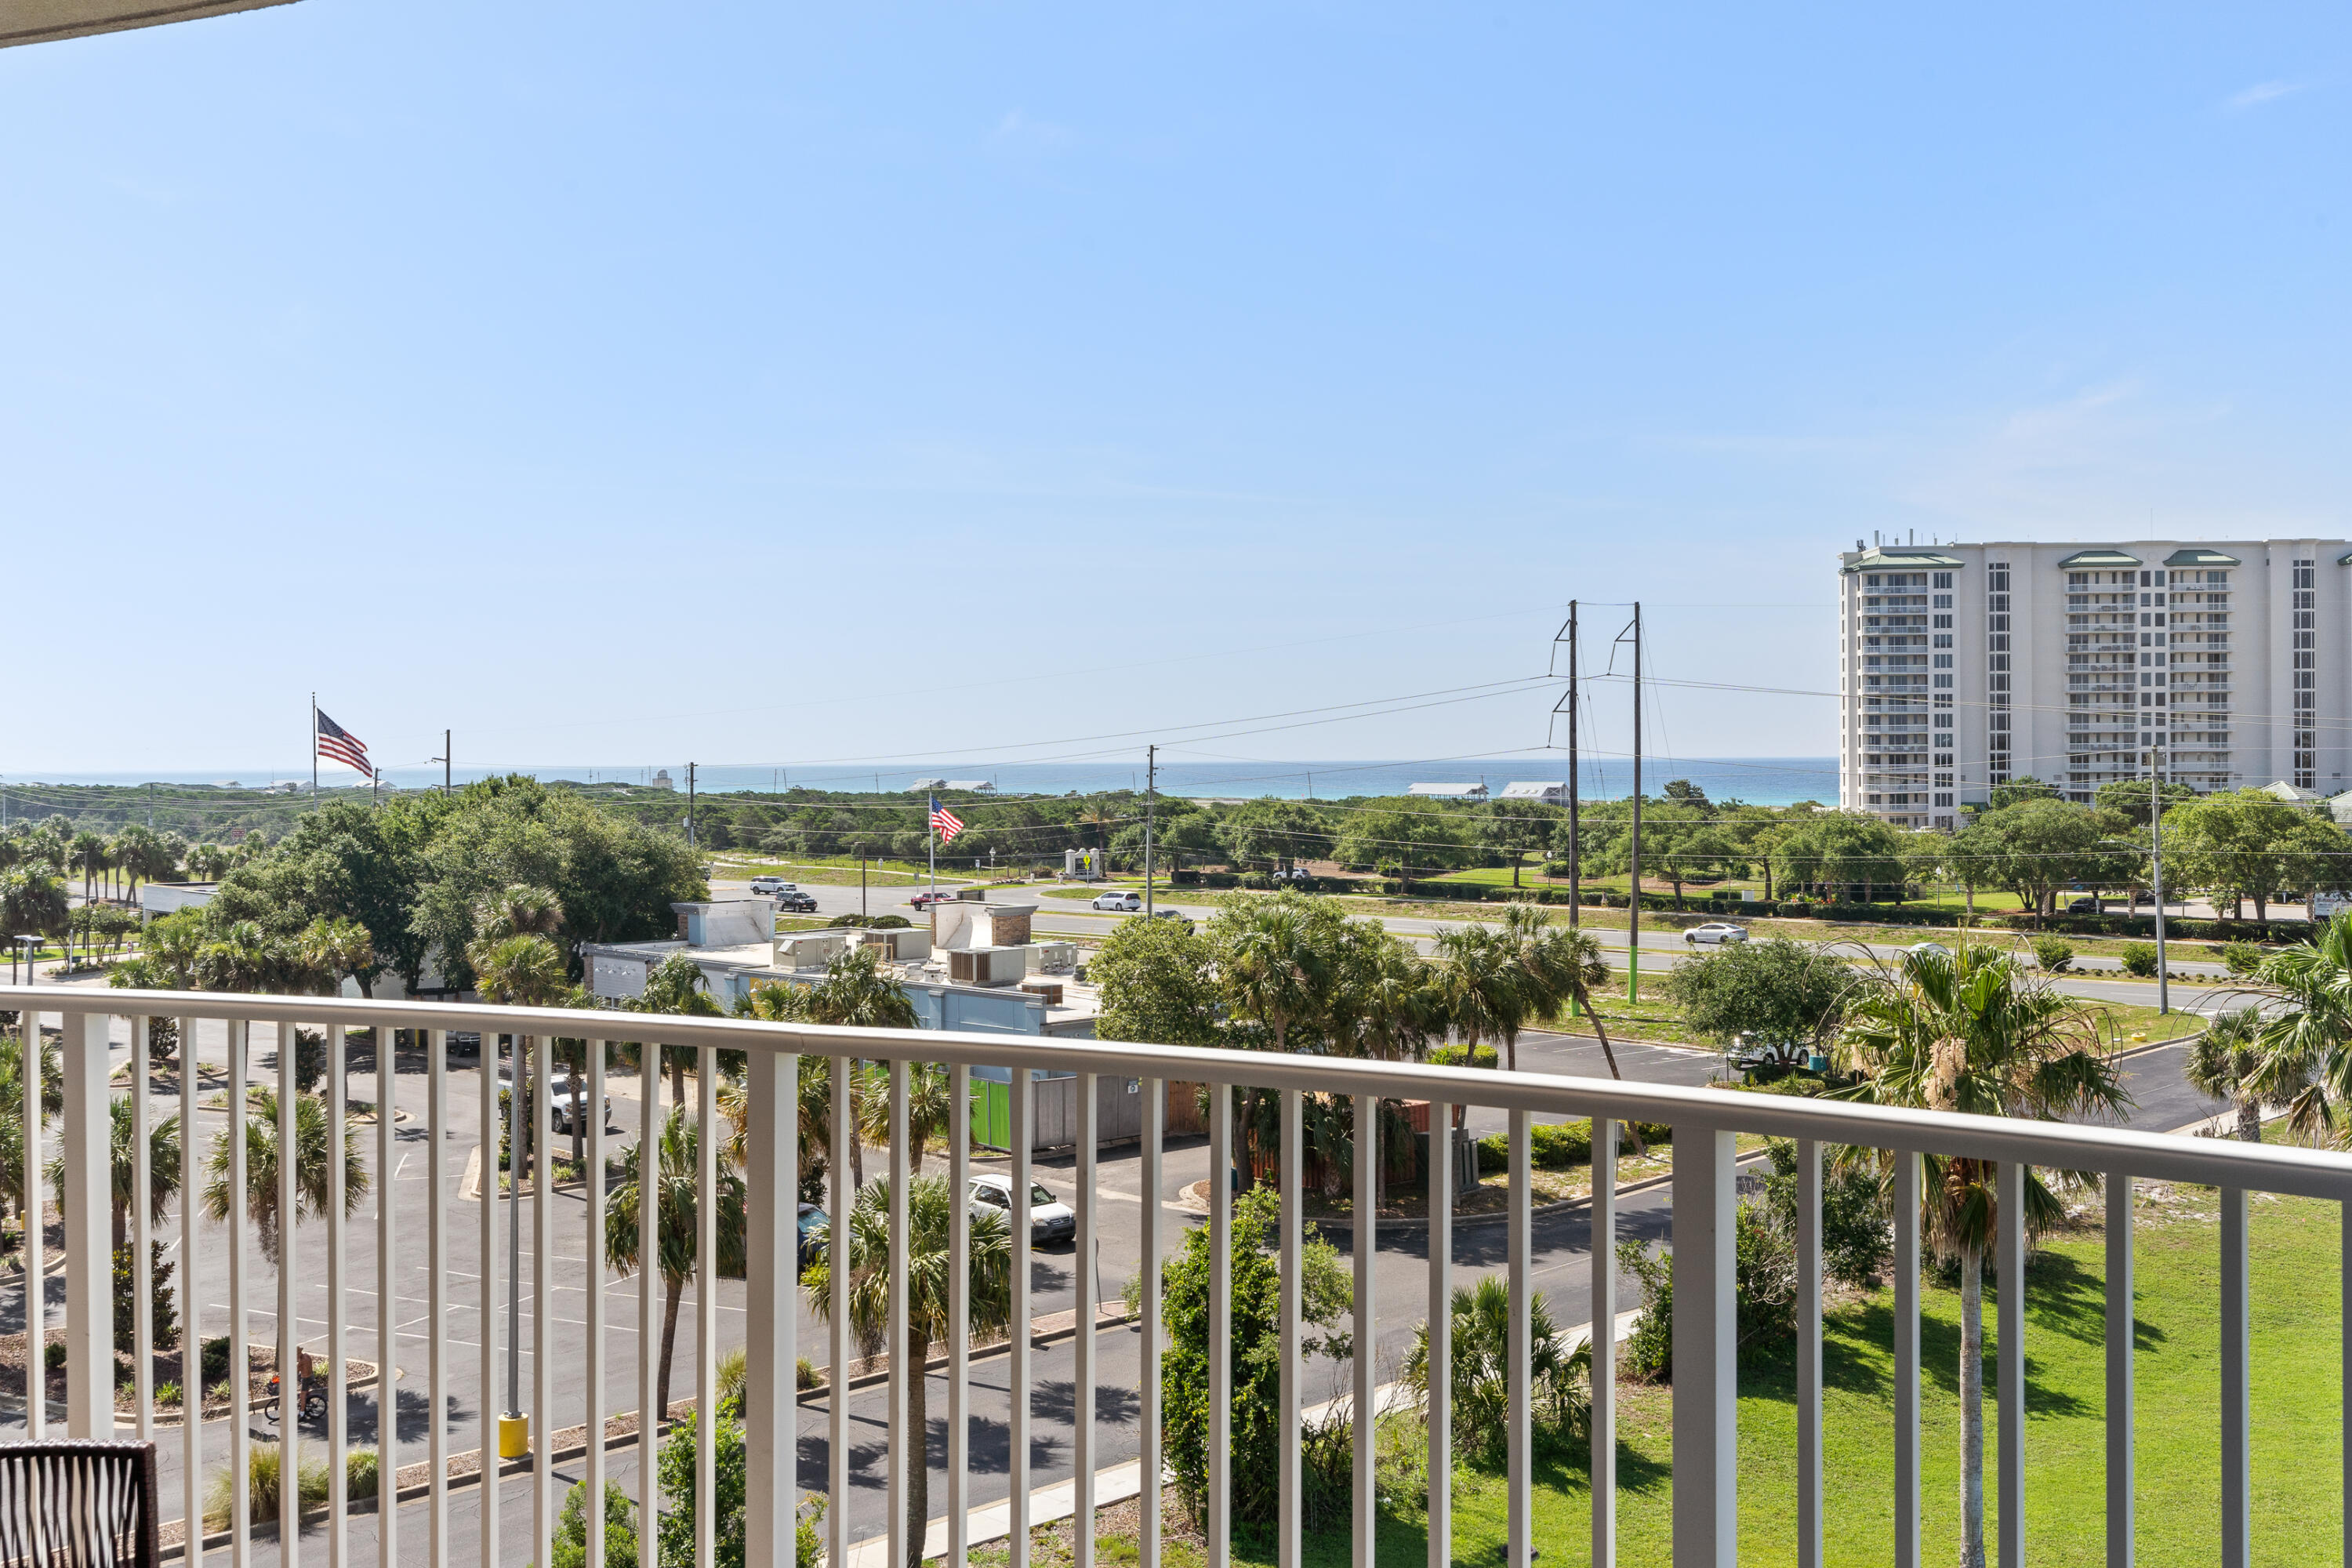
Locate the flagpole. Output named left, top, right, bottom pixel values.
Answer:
left=311, top=693, right=318, bottom=804
left=928, top=797, right=938, bottom=898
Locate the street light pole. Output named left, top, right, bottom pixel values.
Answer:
left=1145, top=745, right=1156, bottom=919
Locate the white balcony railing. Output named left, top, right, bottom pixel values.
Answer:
left=6, top=983, right=2352, bottom=1567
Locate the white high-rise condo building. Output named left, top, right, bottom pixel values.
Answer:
left=1838, top=539, right=2352, bottom=829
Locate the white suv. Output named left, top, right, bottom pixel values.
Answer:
left=1091, top=890, right=1142, bottom=912
left=748, top=877, right=798, bottom=895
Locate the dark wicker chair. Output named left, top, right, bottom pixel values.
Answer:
left=0, top=1440, right=160, bottom=1566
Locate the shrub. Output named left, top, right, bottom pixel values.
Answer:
left=114, top=1241, right=180, bottom=1353
left=795, top=1356, right=819, bottom=1391
left=1403, top=1275, right=1590, bottom=1464
left=1150, top=1185, right=1352, bottom=1528
left=551, top=1479, right=641, bottom=1568
left=345, top=1447, right=379, bottom=1498
left=2118, top=942, right=2160, bottom=978
left=205, top=1442, right=329, bottom=1529
left=1759, top=1142, right=1893, bottom=1288
left=201, top=1334, right=232, bottom=1385
left=1426, top=1044, right=1499, bottom=1070
left=2031, top=936, right=2075, bottom=974
left=2222, top=942, right=2264, bottom=978
left=716, top=1345, right=747, bottom=1410
left=1615, top=1199, right=1796, bottom=1381
left=1617, top=1241, right=1673, bottom=1381
left=157, top=1381, right=182, bottom=1407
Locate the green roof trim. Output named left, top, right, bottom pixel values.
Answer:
left=2164, top=548, right=2240, bottom=568
left=2058, top=549, right=2143, bottom=568
left=1843, top=547, right=1964, bottom=572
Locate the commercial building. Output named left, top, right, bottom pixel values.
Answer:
left=1839, top=539, right=2352, bottom=828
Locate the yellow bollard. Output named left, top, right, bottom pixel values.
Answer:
left=499, top=1412, right=529, bottom=1459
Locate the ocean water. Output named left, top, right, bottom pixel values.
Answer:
left=4, top=756, right=1840, bottom=806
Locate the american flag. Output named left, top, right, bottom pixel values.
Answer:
left=315, top=709, right=372, bottom=776
left=929, top=797, right=966, bottom=844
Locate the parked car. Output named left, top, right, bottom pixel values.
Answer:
left=1091, top=890, right=1142, bottom=912
left=775, top=891, right=818, bottom=913
left=2067, top=896, right=2101, bottom=913
left=797, top=1203, right=826, bottom=1269
left=1683, top=922, right=1748, bottom=946
left=909, top=891, right=958, bottom=908
left=1905, top=941, right=1955, bottom=960
left=748, top=877, right=799, bottom=895
left=968, top=1174, right=1076, bottom=1244
left=492, top=1070, right=610, bottom=1134
left=1150, top=908, right=1194, bottom=929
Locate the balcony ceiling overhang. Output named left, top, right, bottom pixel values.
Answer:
left=2058, top=549, right=2143, bottom=568
left=2164, top=548, right=2241, bottom=568
left=1, top=0, right=296, bottom=49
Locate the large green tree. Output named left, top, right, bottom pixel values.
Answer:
left=412, top=775, right=705, bottom=993
left=2168, top=789, right=2352, bottom=920
left=200, top=795, right=449, bottom=997
left=1661, top=938, right=1854, bottom=1065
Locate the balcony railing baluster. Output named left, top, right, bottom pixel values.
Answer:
left=826, top=1054, right=851, bottom=1568
left=1999, top=1160, right=2027, bottom=1567
left=278, top=1018, right=300, bottom=1568
left=16, top=987, right=2352, bottom=1568
left=2105, top=1174, right=2132, bottom=1568
left=1074, top=1069, right=1098, bottom=1568
left=1010, top=1064, right=1034, bottom=1568
left=586, top=1040, right=608, bottom=1568
left=949, top=1062, right=973, bottom=1567
left=1508, top=1109, right=1531, bottom=1568
left=642, top=1036, right=664, bottom=1568
left=695, top=1044, right=718, bottom=1568
left=1592, top=1117, right=1617, bottom=1568
left=24, top=1000, right=42, bottom=1446
left=478, top=1030, right=500, bottom=1568
left=375, top=1027, right=397, bottom=1568
left=1796, top=1138, right=1824, bottom=1568
left=2221, top=1185, right=2250, bottom=1568
left=535, top=1035, right=557, bottom=1568
left=1425, top=1097, right=1450, bottom=1568
left=1351, top=1090, right=1376, bottom=1568
left=1208, top=1083, right=1232, bottom=1568
left=1895, top=1150, right=1922, bottom=1568
left=328, top=1016, right=350, bottom=1568
left=230, top=1018, right=251, bottom=1554
left=180, top=1013, right=203, bottom=1568
left=885, top=1058, right=909, bottom=1568
left=132, top=1016, right=153, bottom=1448
left=1139, top=1075, right=1163, bottom=1568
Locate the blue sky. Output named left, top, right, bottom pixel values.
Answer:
left=4, top=2, right=2345, bottom=778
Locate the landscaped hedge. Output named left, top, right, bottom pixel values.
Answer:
left=1474, top=1118, right=1675, bottom=1175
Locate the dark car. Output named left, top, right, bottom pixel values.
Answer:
left=776, top=891, right=818, bottom=913
left=2067, top=896, right=2101, bottom=913
left=797, top=1203, right=827, bottom=1269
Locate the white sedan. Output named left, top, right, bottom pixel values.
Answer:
left=1683, top=922, right=1749, bottom=946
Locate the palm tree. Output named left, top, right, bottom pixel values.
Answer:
left=299, top=916, right=377, bottom=998
left=201, top=1088, right=370, bottom=1266
left=604, top=1108, right=746, bottom=1420
left=1216, top=902, right=1329, bottom=1192
left=804, top=1174, right=1012, bottom=1568
left=628, top=953, right=723, bottom=1108
left=855, top=1062, right=953, bottom=1173
left=471, top=934, right=579, bottom=1174
left=2245, top=911, right=2352, bottom=1144
left=1834, top=943, right=2127, bottom=1568
left=476, top=884, right=562, bottom=946
left=0, top=1030, right=63, bottom=1236
left=1403, top=1273, right=1589, bottom=1464
left=1432, top=923, right=1522, bottom=1065
left=736, top=951, right=916, bottom=1188
left=45, top=1094, right=181, bottom=1254
left=69, top=832, right=103, bottom=903
left=0, top=869, right=68, bottom=956
left=2186, top=1007, right=2268, bottom=1143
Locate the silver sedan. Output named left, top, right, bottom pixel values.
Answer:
left=1683, top=921, right=1750, bottom=946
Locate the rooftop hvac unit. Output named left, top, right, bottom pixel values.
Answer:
left=1025, top=942, right=1078, bottom=975
left=949, top=947, right=1026, bottom=987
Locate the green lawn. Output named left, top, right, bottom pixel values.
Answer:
left=969, top=1179, right=2326, bottom=1566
